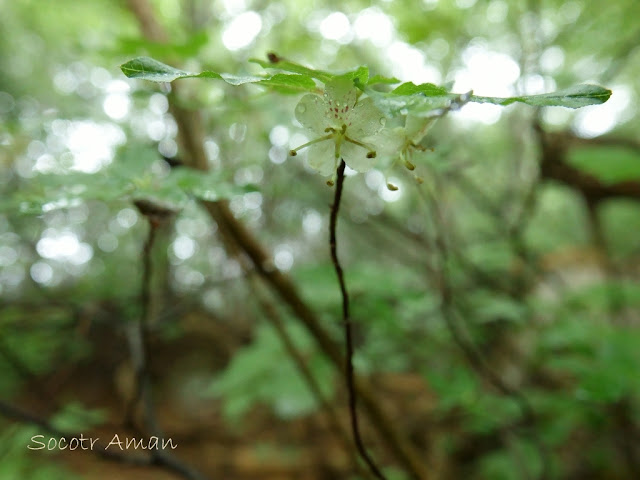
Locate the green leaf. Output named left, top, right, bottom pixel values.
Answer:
left=210, top=323, right=334, bottom=423
left=367, top=74, right=401, bottom=86
left=365, top=87, right=456, bottom=117
left=121, top=56, right=224, bottom=82
left=470, top=84, right=612, bottom=108
left=567, top=146, right=640, bottom=184
left=250, top=57, right=334, bottom=83
left=121, top=57, right=320, bottom=92
left=1, top=171, right=132, bottom=215
left=340, top=65, right=369, bottom=85
left=257, top=73, right=317, bottom=94
left=391, top=82, right=449, bottom=96
left=2, top=149, right=247, bottom=215
left=120, top=56, right=268, bottom=85
left=167, top=168, right=252, bottom=202
left=50, top=402, right=107, bottom=432
left=367, top=84, right=611, bottom=117
left=132, top=167, right=250, bottom=207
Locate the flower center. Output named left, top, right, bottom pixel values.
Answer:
left=289, top=122, right=376, bottom=160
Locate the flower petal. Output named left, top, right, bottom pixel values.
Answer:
left=405, top=114, right=435, bottom=142
left=307, top=140, right=337, bottom=176
left=341, top=141, right=375, bottom=173
left=295, top=94, right=328, bottom=134
left=347, top=97, right=385, bottom=138
left=324, top=77, right=357, bottom=111
left=365, top=127, right=405, bottom=159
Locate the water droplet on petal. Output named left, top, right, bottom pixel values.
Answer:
left=296, top=104, right=306, bottom=114
left=379, top=117, right=386, bottom=126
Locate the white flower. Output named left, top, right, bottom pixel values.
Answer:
left=290, top=77, right=388, bottom=177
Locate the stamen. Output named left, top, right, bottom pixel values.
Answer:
left=344, top=135, right=375, bottom=153
left=327, top=169, right=337, bottom=187
left=387, top=183, right=399, bottom=191
left=289, top=133, right=334, bottom=156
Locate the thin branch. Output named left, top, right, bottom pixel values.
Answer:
left=250, top=279, right=374, bottom=480
left=330, top=160, right=388, bottom=480
left=125, top=3, right=431, bottom=478
left=205, top=178, right=430, bottom=480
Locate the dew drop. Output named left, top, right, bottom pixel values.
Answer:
left=379, top=117, right=386, bottom=126
left=296, top=104, right=306, bottom=114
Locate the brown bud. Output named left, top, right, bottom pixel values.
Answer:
left=267, top=52, right=282, bottom=64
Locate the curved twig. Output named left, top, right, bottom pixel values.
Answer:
left=330, top=160, right=388, bottom=480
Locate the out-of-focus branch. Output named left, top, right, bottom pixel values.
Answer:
left=123, top=2, right=432, bottom=478
left=601, top=28, right=640, bottom=83
left=123, top=200, right=207, bottom=480
left=535, top=125, right=640, bottom=203
left=125, top=0, right=168, bottom=43
left=126, top=201, right=168, bottom=434
left=417, top=178, right=550, bottom=480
